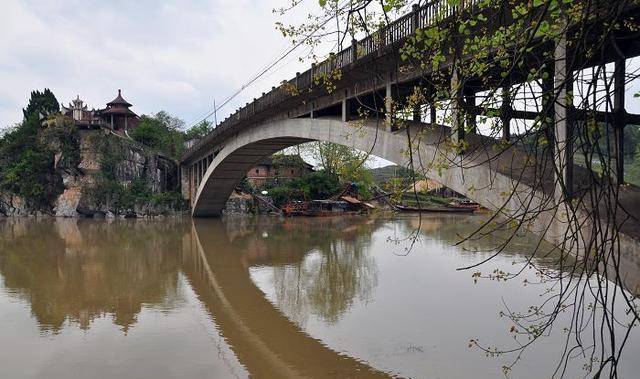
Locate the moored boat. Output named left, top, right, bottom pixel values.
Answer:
left=394, top=204, right=476, bottom=213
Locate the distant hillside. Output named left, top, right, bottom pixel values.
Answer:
left=368, top=165, right=417, bottom=183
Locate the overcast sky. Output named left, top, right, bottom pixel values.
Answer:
left=0, top=0, right=318, bottom=130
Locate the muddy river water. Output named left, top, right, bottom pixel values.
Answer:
left=0, top=215, right=637, bottom=378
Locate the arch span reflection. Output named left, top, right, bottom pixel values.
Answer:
left=185, top=217, right=390, bottom=378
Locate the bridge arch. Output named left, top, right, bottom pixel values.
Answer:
left=191, top=118, right=523, bottom=219
left=188, top=118, right=640, bottom=292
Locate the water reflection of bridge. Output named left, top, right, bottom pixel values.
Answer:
left=183, top=217, right=390, bottom=378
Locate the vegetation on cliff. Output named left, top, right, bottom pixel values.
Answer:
left=88, top=135, right=184, bottom=214
left=127, top=114, right=214, bottom=161
left=130, top=111, right=187, bottom=160
left=0, top=90, right=77, bottom=208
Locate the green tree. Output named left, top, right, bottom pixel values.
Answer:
left=185, top=120, right=213, bottom=140
left=0, top=90, right=82, bottom=207
left=130, top=111, right=185, bottom=159
left=0, top=102, right=61, bottom=206
left=22, top=89, right=59, bottom=120
left=264, top=170, right=341, bottom=206
left=303, top=142, right=374, bottom=196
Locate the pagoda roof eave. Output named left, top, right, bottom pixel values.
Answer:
left=101, top=107, right=138, bottom=117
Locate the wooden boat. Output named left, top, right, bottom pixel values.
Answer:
left=301, top=200, right=362, bottom=217
left=281, top=201, right=308, bottom=216
left=448, top=199, right=481, bottom=211
left=394, top=204, right=476, bottom=213
left=283, top=196, right=374, bottom=217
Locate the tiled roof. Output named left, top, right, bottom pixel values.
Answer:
left=106, top=89, right=132, bottom=107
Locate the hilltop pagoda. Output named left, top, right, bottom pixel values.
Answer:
left=101, top=89, right=139, bottom=131
left=60, top=90, right=140, bottom=132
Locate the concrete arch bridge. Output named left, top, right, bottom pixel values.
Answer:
left=180, top=0, right=640, bottom=289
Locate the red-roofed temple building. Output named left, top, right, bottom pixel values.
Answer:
left=101, top=89, right=139, bottom=130
left=61, top=90, right=139, bottom=132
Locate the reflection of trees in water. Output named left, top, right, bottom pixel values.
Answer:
left=0, top=219, right=188, bottom=333
left=275, top=238, right=378, bottom=325
left=231, top=217, right=381, bottom=325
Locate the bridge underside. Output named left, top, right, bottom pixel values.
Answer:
left=192, top=136, right=310, bottom=217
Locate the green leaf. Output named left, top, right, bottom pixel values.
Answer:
left=538, top=20, right=550, bottom=34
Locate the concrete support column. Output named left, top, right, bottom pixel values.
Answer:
left=427, top=86, right=437, bottom=124
left=196, top=162, right=200, bottom=189
left=451, top=69, right=465, bottom=145
left=412, top=4, right=420, bottom=31
left=413, top=105, right=422, bottom=123
left=501, top=87, right=512, bottom=141
left=464, top=86, right=476, bottom=133
left=385, top=82, right=393, bottom=131
left=342, top=97, right=350, bottom=122
left=181, top=167, right=190, bottom=201
left=351, top=38, right=358, bottom=62
left=541, top=71, right=555, bottom=147
left=199, top=160, right=204, bottom=186
left=190, top=164, right=196, bottom=202
left=430, top=104, right=437, bottom=124
left=612, top=59, right=626, bottom=184
left=553, top=31, right=573, bottom=199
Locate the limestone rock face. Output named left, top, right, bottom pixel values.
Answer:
left=0, top=194, right=48, bottom=217
left=54, top=186, right=82, bottom=217
left=2, top=129, right=184, bottom=218
left=78, top=130, right=103, bottom=174
left=221, top=192, right=254, bottom=216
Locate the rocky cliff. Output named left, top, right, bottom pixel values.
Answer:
left=0, top=127, right=186, bottom=218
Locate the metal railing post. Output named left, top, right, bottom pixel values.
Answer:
left=412, top=4, right=420, bottom=31
left=351, top=38, right=358, bottom=63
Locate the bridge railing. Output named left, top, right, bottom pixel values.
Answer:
left=183, top=0, right=477, bottom=162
